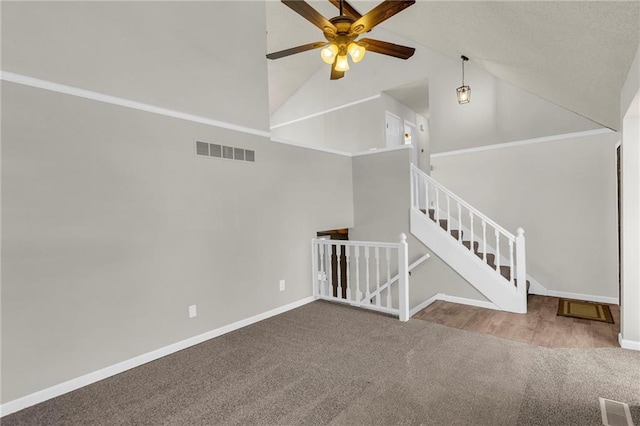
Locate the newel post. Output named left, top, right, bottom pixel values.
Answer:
left=398, top=233, right=410, bottom=322
left=515, top=228, right=527, bottom=313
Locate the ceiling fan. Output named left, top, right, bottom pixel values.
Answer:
left=266, top=0, right=416, bottom=80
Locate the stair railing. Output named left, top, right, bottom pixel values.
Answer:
left=365, top=253, right=430, bottom=304
left=312, top=234, right=410, bottom=321
left=411, top=165, right=527, bottom=309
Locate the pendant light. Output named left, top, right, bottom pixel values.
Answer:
left=456, top=55, right=471, bottom=104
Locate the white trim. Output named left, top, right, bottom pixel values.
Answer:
left=270, top=94, right=381, bottom=129
left=0, top=296, right=315, bottom=417
left=524, top=275, right=548, bottom=296
left=431, top=128, right=613, bottom=158
left=618, top=333, right=640, bottom=351
left=0, top=70, right=270, bottom=138
left=409, top=294, right=440, bottom=317
left=409, top=293, right=498, bottom=317
left=545, top=290, right=618, bottom=305
left=352, top=144, right=412, bottom=157
left=269, top=138, right=413, bottom=158
left=269, top=137, right=352, bottom=157
left=441, top=294, right=499, bottom=310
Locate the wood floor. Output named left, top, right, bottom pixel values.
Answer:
left=413, top=295, right=620, bottom=348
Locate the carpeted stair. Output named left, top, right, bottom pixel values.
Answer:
left=423, top=208, right=531, bottom=293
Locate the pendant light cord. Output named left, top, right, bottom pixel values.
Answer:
left=461, top=55, right=468, bottom=86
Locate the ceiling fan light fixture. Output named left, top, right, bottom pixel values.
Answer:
left=335, top=54, right=350, bottom=71
left=347, top=42, right=366, bottom=63
left=457, top=55, right=471, bottom=104
left=321, top=43, right=339, bottom=64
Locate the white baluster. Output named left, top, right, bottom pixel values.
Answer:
left=398, top=234, right=409, bottom=322
left=424, top=179, right=429, bottom=215
left=345, top=246, right=351, bottom=300
left=337, top=243, right=343, bottom=299
left=495, top=230, right=501, bottom=272
left=457, top=203, right=462, bottom=241
left=446, top=195, right=451, bottom=232
left=328, top=243, right=334, bottom=297
left=435, top=188, right=440, bottom=223
left=469, top=212, right=474, bottom=253
left=411, top=172, right=417, bottom=209
left=364, top=246, right=371, bottom=303
left=516, top=228, right=527, bottom=313
left=319, top=242, right=325, bottom=297
left=355, top=245, right=361, bottom=302
left=509, top=239, right=514, bottom=285
left=375, top=247, right=381, bottom=306
left=386, top=247, right=392, bottom=308
left=482, top=221, right=487, bottom=262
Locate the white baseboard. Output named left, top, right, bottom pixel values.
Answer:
left=518, top=276, right=619, bottom=305
left=0, top=296, right=316, bottom=417
left=618, top=333, right=640, bottom=351
left=525, top=275, right=548, bottom=295
left=409, top=294, right=440, bottom=317
left=441, top=294, right=499, bottom=310
left=409, top=293, right=498, bottom=317
left=545, top=290, right=618, bottom=305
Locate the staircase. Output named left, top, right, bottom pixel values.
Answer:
left=410, top=165, right=528, bottom=313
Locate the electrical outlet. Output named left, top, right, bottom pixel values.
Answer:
left=188, top=305, right=197, bottom=318
left=279, top=280, right=285, bottom=291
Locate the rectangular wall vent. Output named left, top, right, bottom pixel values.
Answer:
left=195, top=141, right=255, bottom=163
left=234, top=148, right=245, bottom=161
left=599, top=397, right=634, bottom=426
left=210, top=144, right=222, bottom=158
left=196, top=141, right=209, bottom=156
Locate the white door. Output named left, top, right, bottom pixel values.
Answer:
left=385, top=111, right=402, bottom=148
left=404, top=121, right=418, bottom=166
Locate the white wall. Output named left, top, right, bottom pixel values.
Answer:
left=270, top=92, right=422, bottom=155
left=620, top=44, right=640, bottom=348
left=431, top=131, right=620, bottom=300
left=415, top=114, right=431, bottom=174
left=1, top=1, right=270, bottom=132
left=270, top=28, right=601, bottom=155
left=350, top=148, right=488, bottom=311
left=1, top=2, right=354, bottom=404
left=271, top=96, right=384, bottom=153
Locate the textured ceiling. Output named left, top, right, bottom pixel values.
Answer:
left=384, top=78, right=430, bottom=118
left=266, top=0, right=640, bottom=130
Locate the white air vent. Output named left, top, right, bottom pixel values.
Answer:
left=599, top=397, right=634, bottom=426
left=195, top=141, right=255, bottom=163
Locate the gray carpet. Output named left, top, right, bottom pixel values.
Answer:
left=4, top=301, right=640, bottom=425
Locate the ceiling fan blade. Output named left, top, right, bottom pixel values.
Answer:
left=266, top=41, right=327, bottom=60
left=282, top=0, right=337, bottom=35
left=330, top=60, right=345, bottom=80
left=359, top=38, right=415, bottom=59
left=350, top=0, right=415, bottom=34
left=328, top=0, right=362, bottom=19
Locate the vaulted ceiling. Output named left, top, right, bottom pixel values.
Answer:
left=266, top=0, right=640, bottom=130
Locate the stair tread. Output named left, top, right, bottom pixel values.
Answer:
left=418, top=206, right=531, bottom=295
